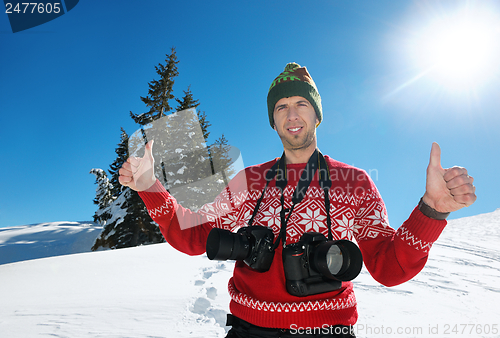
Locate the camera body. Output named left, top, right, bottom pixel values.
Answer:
left=282, top=232, right=363, bottom=297
left=206, top=226, right=275, bottom=272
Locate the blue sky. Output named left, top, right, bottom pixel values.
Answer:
left=1, top=0, right=499, bottom=229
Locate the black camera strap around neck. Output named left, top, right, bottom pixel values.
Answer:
left=247, top=149, right=333, bottom=249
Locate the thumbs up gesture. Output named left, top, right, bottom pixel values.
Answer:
left=119, top=140, right=157, bottom=192
left=422, top=142, right=476, bottom=213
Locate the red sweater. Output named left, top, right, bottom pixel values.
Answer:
left=139, top=155, right=446, bottom=329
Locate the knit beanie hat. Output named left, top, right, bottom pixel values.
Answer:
left=267, top=63, right=322, bottom=128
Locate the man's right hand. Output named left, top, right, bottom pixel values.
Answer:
left=119, top=140, right=156, bottom=191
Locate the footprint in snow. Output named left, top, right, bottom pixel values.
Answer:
left=188, top=260, right=230, bottom=332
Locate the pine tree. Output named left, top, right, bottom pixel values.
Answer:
left=108, top=128, right=129, bottom=198
left=89, top=168, right=115, bottom=225
left=175, top=85, right=200, bottom=111
left=130, top=47, right=179, bottom=126
left=211, top=134, right=233, bottom=175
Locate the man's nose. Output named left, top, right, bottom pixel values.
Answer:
left=287, top=107, right=299, bottom=121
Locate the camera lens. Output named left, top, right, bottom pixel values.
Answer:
left=206, top=228, right=250, bottom=261
left=325, top=245, right=343, bottom=275
left=312, top=240, right=363, bottom=281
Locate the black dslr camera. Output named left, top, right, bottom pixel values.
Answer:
left=206, top=226, right=275, bottom=272
left=282, top=232, right=363, bottom=297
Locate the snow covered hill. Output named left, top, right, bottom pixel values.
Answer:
left=0, top=210, right=499, bottom=338
left=0, top=222, right=103, bottom=265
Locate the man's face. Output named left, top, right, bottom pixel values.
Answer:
left=273, top=96, right=319, bottom=152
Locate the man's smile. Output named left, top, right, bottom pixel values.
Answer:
left=287, top=126, right=303, bottom=134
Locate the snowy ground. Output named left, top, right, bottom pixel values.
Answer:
left=0, top=210, right=499, bottom=337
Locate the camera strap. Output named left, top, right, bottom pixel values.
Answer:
left=246, top=154, right=286, bottom=227
left=247, top=149, right=333, bottom=248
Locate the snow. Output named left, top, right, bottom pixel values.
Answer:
left=0, top=222, right=103, bottom=265
left=0, top=210, right=499, bottom=337
left=99, top=192, right=128, bottom=228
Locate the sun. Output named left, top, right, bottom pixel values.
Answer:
left=409, top=5, right=500, bottom=93
left=429, top=20, right=493, bottom=80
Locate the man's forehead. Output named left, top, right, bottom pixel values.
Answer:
left=275, top=96, right=311, bottom=106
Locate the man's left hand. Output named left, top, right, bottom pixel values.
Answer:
left=422, top=142, right=477, bottom=213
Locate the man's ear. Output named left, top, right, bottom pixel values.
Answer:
left=273, top=125, right=277, bottom=131
left=315, top=118, right=319, bottom=128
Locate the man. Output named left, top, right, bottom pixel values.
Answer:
left=119, top=63, right=476, bottom=337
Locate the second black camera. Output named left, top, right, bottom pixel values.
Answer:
left=282, top=232, right=363, bottom=297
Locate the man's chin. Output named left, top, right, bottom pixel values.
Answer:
left=278, top=132, right=315, bottom=151
left=285, top=140, right=315, bottom=151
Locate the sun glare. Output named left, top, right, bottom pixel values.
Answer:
left=411, top=5, right=500, bottom=93
left=430, top=21, right=492, bottom=78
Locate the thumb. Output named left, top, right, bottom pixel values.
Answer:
left=428, top=142, right=442, bottom=169
left=144, top=140, right=154, bottom=159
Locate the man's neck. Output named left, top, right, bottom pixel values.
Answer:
left=284, top=144, right=317, bottom=164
